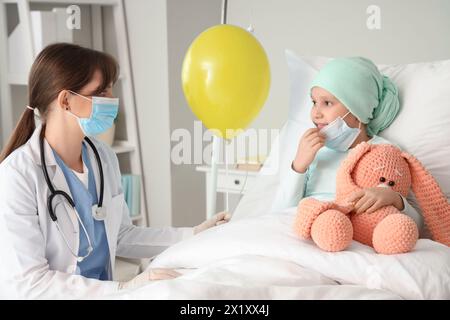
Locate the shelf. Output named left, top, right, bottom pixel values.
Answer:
left=196, top=165, right=260, bottom=177
left=111, top=140, right=135, bottom=154
left=1, top=0, right=148, bottom=229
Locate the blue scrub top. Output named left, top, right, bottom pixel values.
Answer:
left=53, top=142, right=111, bottom=280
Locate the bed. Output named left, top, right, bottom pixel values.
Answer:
left=108, top=53, right=450, bottom=300
left=110, top=209, right=450, bottom=299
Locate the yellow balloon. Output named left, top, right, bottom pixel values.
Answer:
left=182, top=24, right=271, bottom=139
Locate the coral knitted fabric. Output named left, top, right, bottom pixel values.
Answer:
left=295, top=197, right=353, bottom=240
left=311, top=210, right=353, bottom=252
left=294, top=142, right=450, bottom=254
left=372, top=214, right=419, bottom=254
left=351, top=206, right=400, bottom=247
left=401, top=152, right=450, bottom=246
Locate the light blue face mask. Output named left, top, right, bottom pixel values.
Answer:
left=67, top=90, right=119, bottom=136
left=319, top=111, right=361, bottom=152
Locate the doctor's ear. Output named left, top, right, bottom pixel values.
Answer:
left=56, top=90, right=71, bottom=111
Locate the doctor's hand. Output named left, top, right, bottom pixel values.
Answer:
left=193, top=211, right=232, bottom=235
left=118, top=268, right=181, bottom=290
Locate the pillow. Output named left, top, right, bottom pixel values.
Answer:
left=284, top=50, right=317, bottom=126
left=233, top=50, right=450, bottom=221
left=232, top=119, right=307, bottom=220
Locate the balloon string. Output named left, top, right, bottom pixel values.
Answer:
left=225, top=140, right=229, bottom=212
left=249, top=0, right=254, bottom=26
left=247, top=0, right=255, bottom=32
left=221, top=0, right=228, bottom=24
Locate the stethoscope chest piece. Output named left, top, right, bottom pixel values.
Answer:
left=92, top=204, right=107, bottom=221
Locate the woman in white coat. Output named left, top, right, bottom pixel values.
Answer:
left=0, top=43, right=230, bottom=299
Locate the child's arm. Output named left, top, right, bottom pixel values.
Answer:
left=398, top=193, right=424, bottom=232
left=272, top=128, right=325, bottom=211
left=271, top=163, right=308, bottom=211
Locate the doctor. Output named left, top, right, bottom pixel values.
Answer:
left=0, top=43, right=230, bottom=299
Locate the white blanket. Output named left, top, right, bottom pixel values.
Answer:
left=109, top=210, right=450, bottom=300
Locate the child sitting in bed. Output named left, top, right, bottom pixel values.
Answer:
left=272, top=57, right=424, bottom=235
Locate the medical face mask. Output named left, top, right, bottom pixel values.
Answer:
left=67, top=90, right=119, bottom=136
left=319, top=111, right=361, bottom=152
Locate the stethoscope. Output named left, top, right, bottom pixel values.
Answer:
left=39, top=131, right=106, bottom=262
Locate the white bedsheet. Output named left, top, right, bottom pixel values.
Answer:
left=108, top=209, right=450, bottom=300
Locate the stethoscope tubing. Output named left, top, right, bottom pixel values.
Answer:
left=39, top=129, right=105, bottom=261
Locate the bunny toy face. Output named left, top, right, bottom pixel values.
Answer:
left=351, top=145, right=411, bottom=197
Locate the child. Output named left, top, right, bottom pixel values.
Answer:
left=272, top=57, right=424, bottom=233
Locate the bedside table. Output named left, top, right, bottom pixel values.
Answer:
left=196, top=165, right=259, bottom=218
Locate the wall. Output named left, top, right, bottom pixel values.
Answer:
left=125, top=0, right=173, bottom=227
left=227, top=0, right=450, bottom=132
left=125, top=0, right=450, bottom=227
left=166, top=0, right=222, bottom=227
left=125, top=0, right=221, bottom=227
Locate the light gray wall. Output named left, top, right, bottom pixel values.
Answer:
left=227, top=0, right=450, bottom=132
left=125, top=0, right=221, bottom=227
left=125, top=0, right=174, bottom=227
left=166, top=0, right=222, bottom=227
left=0, top=86, right=2, bottom=151
left=125, top=0, right=450, bottom=227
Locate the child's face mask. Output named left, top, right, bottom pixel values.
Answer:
left=319, top=111, right=361, bottom=152
left=67, top=90, right=119, bottom=137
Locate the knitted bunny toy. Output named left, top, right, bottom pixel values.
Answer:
left=293, top=142, right=450, bottom=254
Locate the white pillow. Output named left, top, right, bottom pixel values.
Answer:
left=234, top=50, right=450, bottom=220
left=232, top=119, right=306, bottom=220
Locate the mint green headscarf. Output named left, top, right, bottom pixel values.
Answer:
left=310, top=57, right=400, bottom=136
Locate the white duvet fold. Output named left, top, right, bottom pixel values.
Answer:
left=109, top=212, right=450, bottom=299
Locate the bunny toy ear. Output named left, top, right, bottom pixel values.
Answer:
left=335, top=141, right=373, bottom=205
left=402, top=151, right=450, bottom=246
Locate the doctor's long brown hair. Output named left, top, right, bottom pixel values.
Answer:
left=0, top=43, right=118, bottom=163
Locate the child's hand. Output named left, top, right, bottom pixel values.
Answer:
left=292, top=128, right=325, bottom=173
left=347, top=187, right=404, bottom=214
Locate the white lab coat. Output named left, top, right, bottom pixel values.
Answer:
left=0, top=124, right=194, bottom=299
